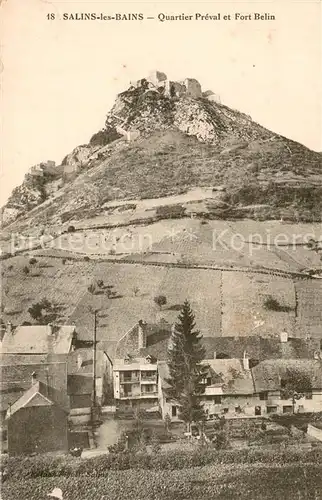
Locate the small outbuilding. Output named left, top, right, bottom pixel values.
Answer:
left=6, top=381, right=69, bottom=456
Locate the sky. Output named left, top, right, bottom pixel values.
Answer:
left=1, top=0, right=321, bottom=205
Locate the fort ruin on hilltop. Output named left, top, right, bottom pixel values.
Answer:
left=129, top=70, right=221, bottom=103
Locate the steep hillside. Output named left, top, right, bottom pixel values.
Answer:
left=2, top=72, right=322, bottom=229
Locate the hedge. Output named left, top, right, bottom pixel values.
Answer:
left=2, top=446, right=322, bottom=479
left=2, top=463, right=322, bottom=500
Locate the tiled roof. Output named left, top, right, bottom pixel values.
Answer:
left=68, top=349, right=109, bottom=376
left=1, top=325, right=76, bottom=355
left=157, top=358, right=255, bottom=395
left=252, top=359, right=322, bottom=392
left=6, top=381, right=68, bottom=418
left=140, top=331, right=321, bottom=362
left=205, top=359, right=255, bottom=394
left=0, top=354, right=68, bottom=412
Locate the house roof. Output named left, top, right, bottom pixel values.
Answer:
left=6, top=381, right=68, bottom=419
left=1, top=325, right=76, bottom=355
left=140, top=332, right=321, bottom=362
left=205, top=359, right=255, bottom=395
left=68, top=349, right=108, bottom=376
left=157, top=358, right=254, bottom=395
left=252, top=359, right=322, bottom=392
left=0, top=353, right=68, bottom=413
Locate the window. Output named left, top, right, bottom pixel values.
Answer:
left=171, top=406, right=177, bottom=417
left=214, top=395, right=222, bottom=404
left=206, top=377, right=212, bottom=386
left=305, top=392, right=313, bottom=400
left=255, top=406, right=261, bottom=416
left=259, top=392, right=268, bottom=401
left=283, top=405, right=293, bottom=414
left=143, top=384, right=155, bottom=393
left=266, top=405, right=278, bottom=414
left=223, top=408, right=229, bottom=414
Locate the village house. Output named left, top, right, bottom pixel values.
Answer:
left=113, top=355, right=159, bottom=413
left=1, top=322, right=77, bottom=355
left=104, top=319, right=322, bottom=420
left=158, top=356, right=322, bottom=421
left=67, top=348, right=112, bottom=424
left=0, top=322, right=114, bottom=452
left=0, top=353, right=69, bottom=425
left=252, top=359, right=322, bottom=415
left=157, top=355, right=255, bottom=421
left=6, top=379, right=69, bottom=456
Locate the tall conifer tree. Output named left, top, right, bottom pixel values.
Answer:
left=166, top=300, right=208, bottom=430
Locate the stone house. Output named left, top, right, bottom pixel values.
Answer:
left=158, top=356, right=322, bottom=422
left=0, top=353, right=69, bottom=425
left=252, top=359, right=322, bottom=415
left=157, top=355, right=256, bottom=421
left=6, top=380, right=68, bottom=456
left=113, top=355, right=159, bottom=412
left=1, top=323, right=77, bottom=355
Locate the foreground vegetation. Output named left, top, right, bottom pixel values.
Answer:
left=2, top=447, right=322, bottom=500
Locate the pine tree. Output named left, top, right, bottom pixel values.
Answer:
left=165, top=300, right=208, bottom=431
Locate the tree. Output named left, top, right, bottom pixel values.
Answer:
left=280, top=367, right=312, bottom=413
left=28, top=303, right=43, bottom=321
left=165, top=300, right=208, bottom=431
left=28, top=298, right=56, bottom=324
left=154, top=295, right=167, bottom=310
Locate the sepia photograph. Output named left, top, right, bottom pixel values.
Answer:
left=0, top=1, right=321, bottom=498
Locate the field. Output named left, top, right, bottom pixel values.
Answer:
left=2, top=448, right=322, bottom=500
left=26, top=218, right=320, bottom=274
left=221, top=273, right=296, bottom=337
left=2, top=237, right=322, bottom=342
left=295, top=279, right=322, bottom=337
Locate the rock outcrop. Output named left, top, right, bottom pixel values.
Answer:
left=2, top=70, right=322, bottom=227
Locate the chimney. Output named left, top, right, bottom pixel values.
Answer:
left=47, top=323, right=53, bottom=336
left=31, top=371, right=37, bottom=386
left=243, top=350, right=250, bottom=370
left=280, top=330, right=288, bottom=343
left=138, top=320, right=147, bottom=349
left=214, top=351, right=217, bottom=360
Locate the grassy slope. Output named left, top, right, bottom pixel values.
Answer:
left=5, top=128, right=322, bottom=231
left=2, top=462, right=322, bottom=500
left=2, top=250, right=322, bottom=341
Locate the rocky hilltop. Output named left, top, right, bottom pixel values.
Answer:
left=2, top=70, right=322, bottom=228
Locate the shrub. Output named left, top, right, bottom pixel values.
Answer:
left=90, top=126, right=121, bottom=147
left=22, top=266, right=30, bottom=275
left=67, top=225, right=75, bottom=233
left=156, top=204, right=186, bottom=219
left=84, top=256, right=90, bottom=262
left=2, top=446, right=322, bottom=481
left=29, top=258, right=37, bottom=265
left=154, top=295, right=167, bottom=309
left=263, top=295, right=293, bottom=312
